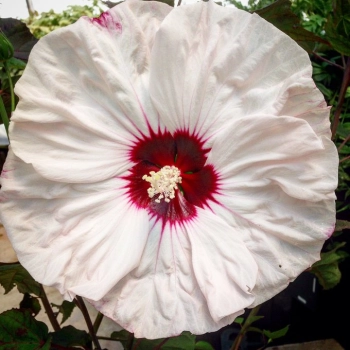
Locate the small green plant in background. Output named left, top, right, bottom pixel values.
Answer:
left=25, top=0, right=105, bottom=38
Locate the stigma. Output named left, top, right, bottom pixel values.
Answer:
left=142, top=165, right=182, bottom=203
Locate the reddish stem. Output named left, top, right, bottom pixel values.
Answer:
left=312, top=51, right=345, bottom=70
left=337, top=133, right=350, bottom=151
left=39, top=285, right=61, bottom=332
left=154, top=339, right=170, bottom=349
left=331, top=57, right=350, bottom=139
left=340, top=155, right=350, bottom=163
left=74, top=296, right=102, bottom=350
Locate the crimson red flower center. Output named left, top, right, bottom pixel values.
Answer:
left=124, top=129, right=219, bottom=223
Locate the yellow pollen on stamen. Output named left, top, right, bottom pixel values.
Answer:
left=142, top=165, right=182, bottom=203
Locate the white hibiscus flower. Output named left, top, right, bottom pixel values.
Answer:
left=0, top=0, right=338, bottom=339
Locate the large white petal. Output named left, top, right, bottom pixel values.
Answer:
left=186, top=207, right=257, bottom=322
left=207, top=114, right=338, bottom=202
left=203, top=114, right=337, bottom=305
left=211, top=191, right=335, bottom=307
left=90, top=206, right=257, bottom=339
left=276, top=78, right=332, bottom=137
left=150, top=1, right=315, bottom=144
left=0, top=151, right=149, bottom=300
left=10, top=0, right=171, bottom=183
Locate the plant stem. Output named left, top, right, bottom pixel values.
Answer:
left=93, top=312, right=104, bottom=334
left=0, top=95, right=9, bottom=139
left=97, top=336, right=122, bottom=341
left=39, top=285, right=61, bottom=332
left=154, top=338, right=170, bottom=349
left=74, top=296, right=102, bottom=350
left=230, top=305, right=261, bottom=350
left=331, top=56, right=350, bottom=140
left=312, top=51, right=345, bottom=70
left=126, top=332, right=135, bottom=350
left=340, top=155, right=350, bottom=163
left=4, top=62, right=15, bottom=112
left=131, top=339, right=142, bottom=350
left=26, top=0, right=36, bottom=17
left=337, top=133, right=350, bottom=151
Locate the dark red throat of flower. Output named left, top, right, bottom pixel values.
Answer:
left=124, top=129, right=219, bottom=223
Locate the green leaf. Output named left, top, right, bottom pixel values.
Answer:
left=111, top=329, right=134, bottom=349
left=243, top=314, right=264, bottom=330
left=246, top=326, right=263, bottom=334
left=254, top=0, right=329, bottom=53
left=51, top=300, right=76, bottom=325
left=234, top=317, right=244, bottom=325
left=5, top=57, right=26, bottom=70
left=50, top=326, right=91, bottom=348
left=195, top=341, right=215, bottom=350
left=311, top=243, right=348, bottom=289
left=325, top=0, right=350, bottom=55
left=161, top=332, right=196, bottom=349
left=314, top=242, right=347, bottom=266
left=26, top=1, right=104, bottom=39
left=0, top=29, right=14, bottom=61
left=130, top=331, right=196, bottom=350
left=0, top=18, right=38, bottom=61
left=0, top=263, right=42, bottom=297
left=336, top=123, right=350, bottom=139
left=245, top=315, right=264, bottom=324
left=263, top=325, right=290, bottom=341
left=335, top=219, right=350, bottom=232
left=20, top=293, right=41, bottom=317
left=0, top=309, right=51, bottom=349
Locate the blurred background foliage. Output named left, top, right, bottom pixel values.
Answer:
left=1, top=0, right=350, bottom=349
left=24, top=0, right=106, bottom=38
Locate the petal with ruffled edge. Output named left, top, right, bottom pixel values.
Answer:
left=0, top=152, right=149, bottom=301
left=149, top=1, right=314, bottom=144
left=10, top=0, right=171, bottom=183
left=90, top=204, right=257, bottom=339
left=205, top=114, right=337, bottom=304
left=207, top=114, right=338, bottom=201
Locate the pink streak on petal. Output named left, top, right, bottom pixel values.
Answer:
left=89, top=11, right=122, bottom=33
left=325, top=224, right=335, bottom=239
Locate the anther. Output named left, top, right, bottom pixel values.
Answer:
left=142, top=165, right=182, bottom=203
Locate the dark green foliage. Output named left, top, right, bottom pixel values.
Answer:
left=110, top=329, right=135, bottom=349
left=51, top=301, right=76, bottom=325
left=110, top=330, right=215, bottom=349
left=311, top=242, right=349, bottom=289
left=0, top=309, right=51, bottom=350
left=20, top=293, right=41, bottom=317
left=325, top=0, right=350, bottom=55
left=0, top=263, right=42, bottom=297
left=194, top=341, right=215, bottom=350
left=262, top=325, right=290, bottom=344
left=49, top=326, right=91, bottom=349
left=0, top=30, right=14, bottom=61
left=229, top=0, right=276, bottom=11
left=0, top=18, right=38, bottom=61
left=291, top=0, right=333, bottom=36
left=335, top=219, right=350, bottom=232
left=254, top=0, right=329, bottom=52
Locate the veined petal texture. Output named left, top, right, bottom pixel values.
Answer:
left=0, top=0, right=338, bottom=340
